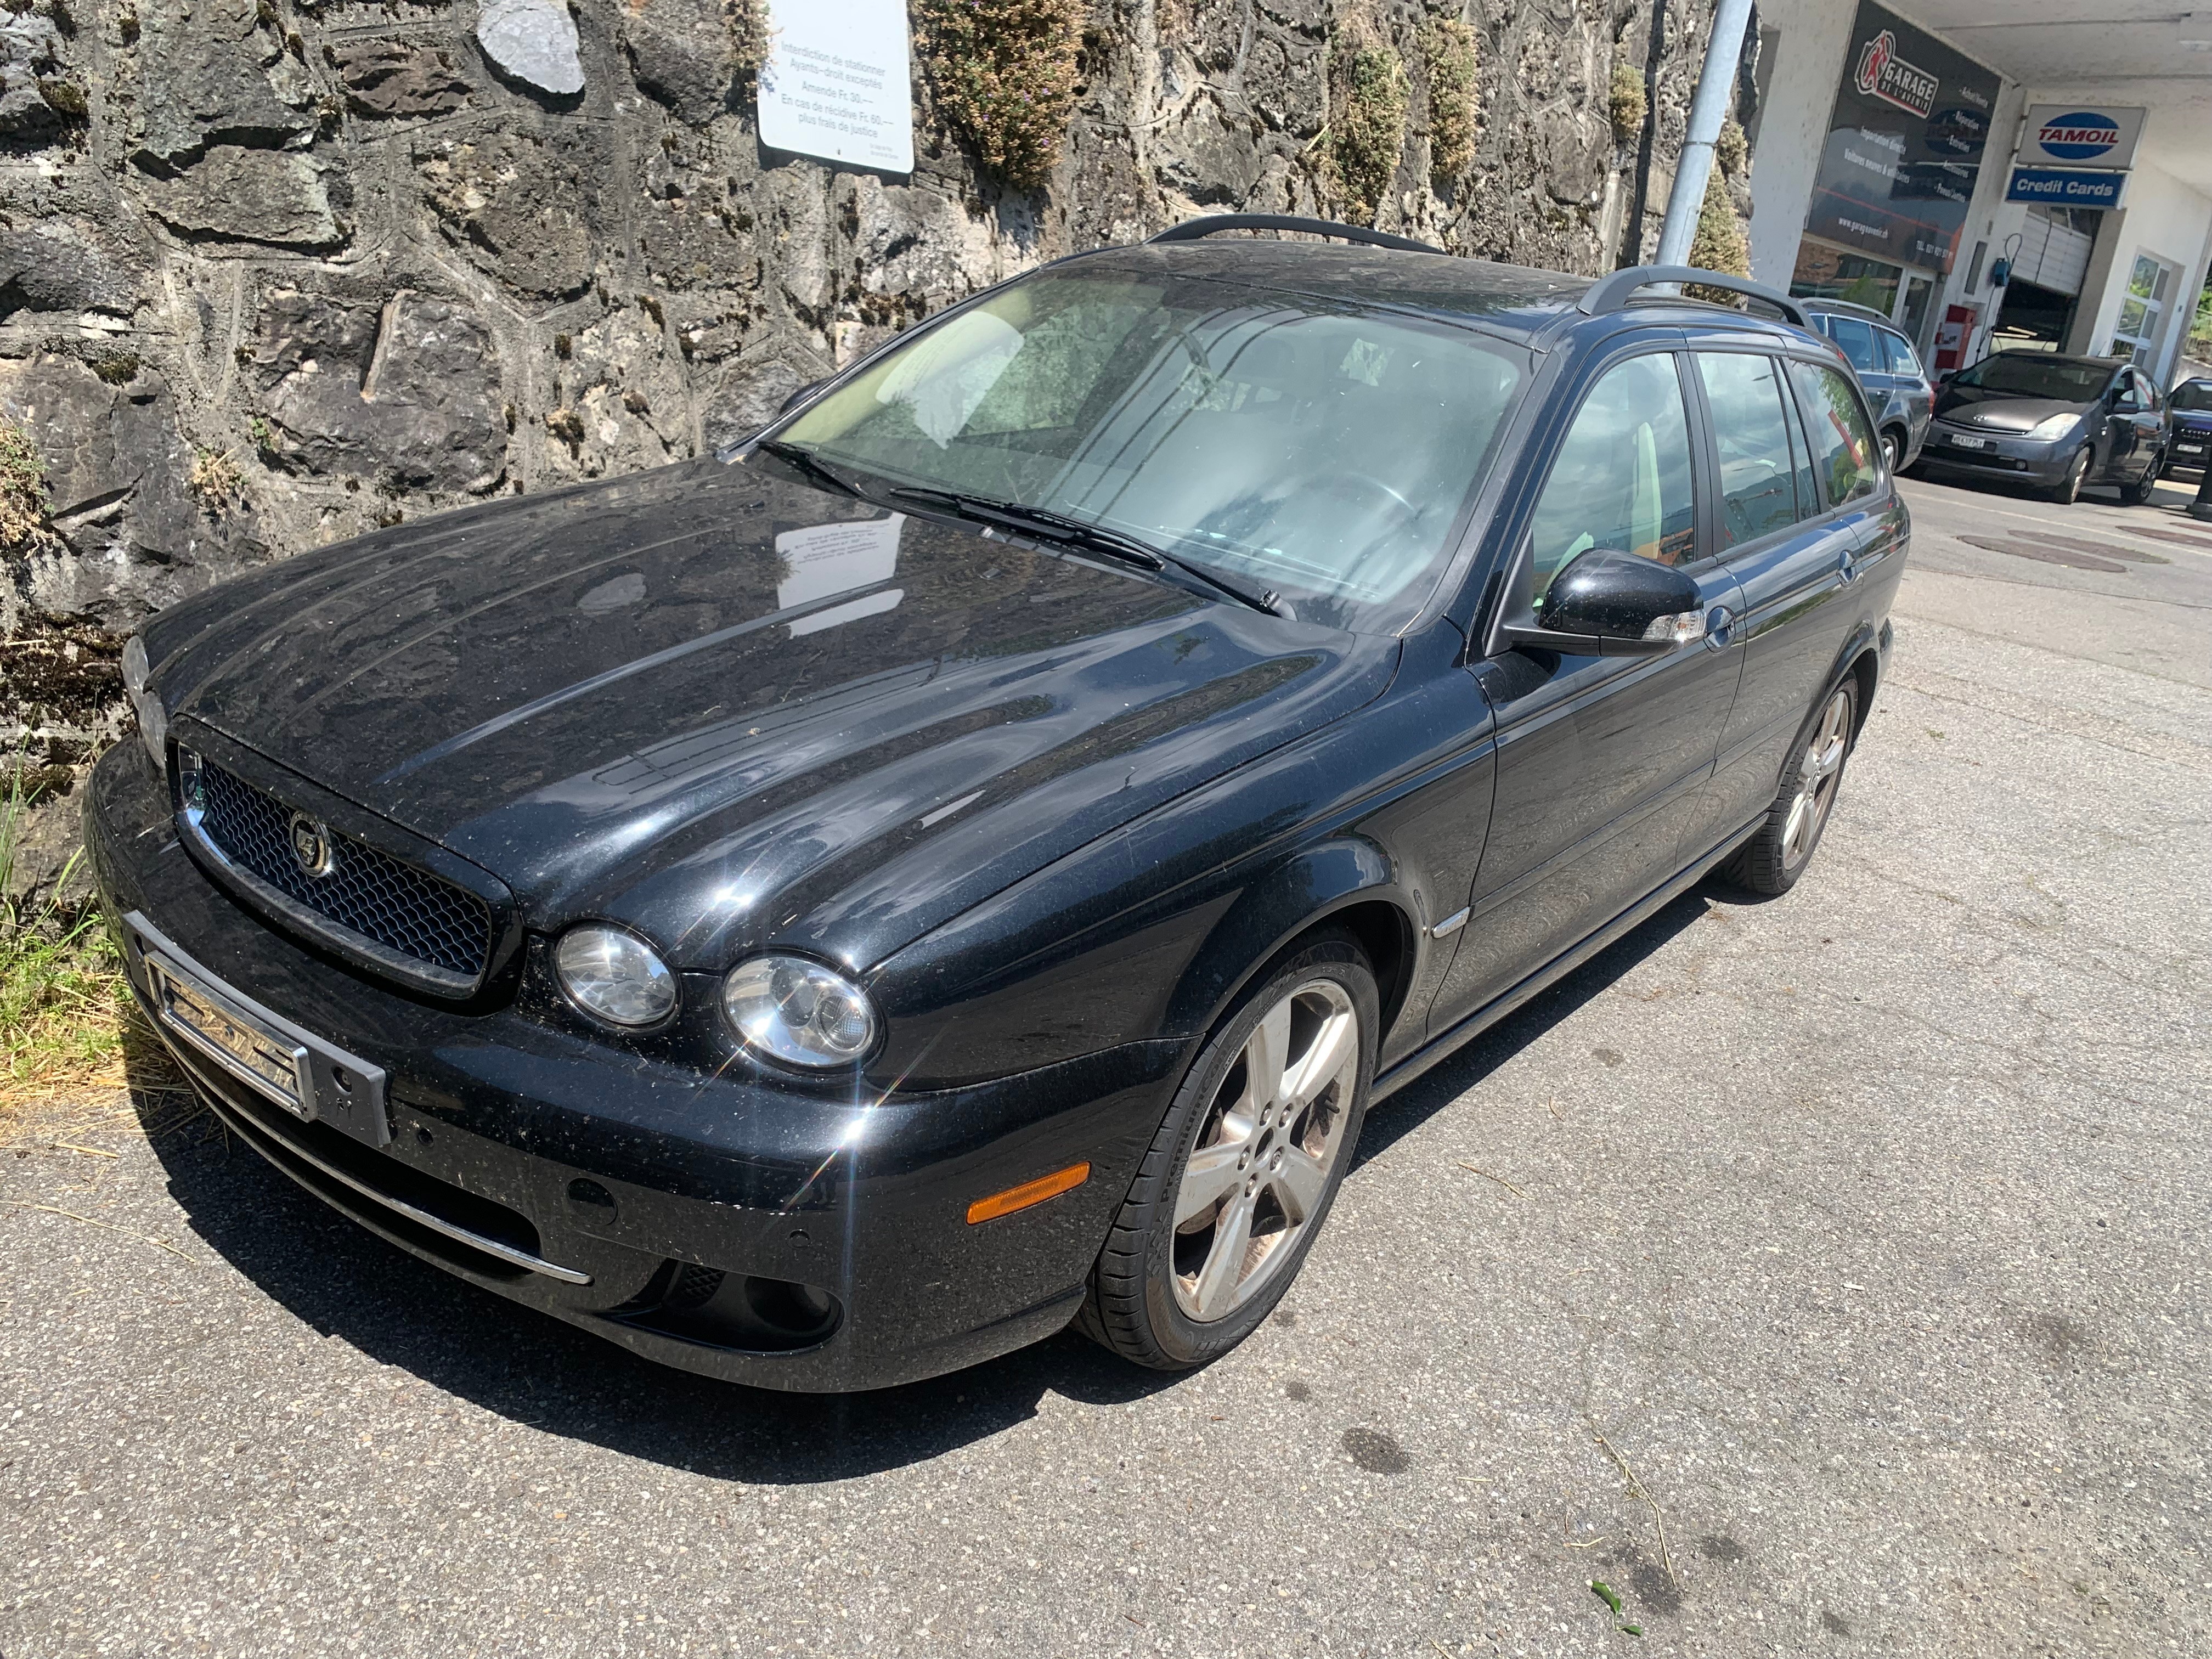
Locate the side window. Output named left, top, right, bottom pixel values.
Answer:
left=2134, top=370, right=2159, bottom=410
left=1879, top=330, right=1921, bottom=378
left=1525, top=352, right=1697, bottom=602
left=1786, top=360, right=1881, bottom=507
left=2114, top=375, right=2141, bottom=413
left=1826, top=317, right=1881, bottom=374
left=1695, top=353, right=1799, bottom=547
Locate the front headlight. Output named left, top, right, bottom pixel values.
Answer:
left=2026, top=412, right=2083, bottom=442
left=121, top=635, right=166, bottom=771
left=721, top=955, right=878, bottom=1069
left=554, top=924, right=677, bottom=1027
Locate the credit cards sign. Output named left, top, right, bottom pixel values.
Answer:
left=2006, top=168, right=2128, bottom=210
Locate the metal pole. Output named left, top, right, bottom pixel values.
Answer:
left=2190, top=455, right=2212, bottom=522
left=1654, top=0, right=1758, bottom=269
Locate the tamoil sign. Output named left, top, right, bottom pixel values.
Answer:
left=2019, top=104, right=2145, bottom=172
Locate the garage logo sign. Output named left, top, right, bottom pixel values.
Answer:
left=1853, top=29, right=1938, bottom=119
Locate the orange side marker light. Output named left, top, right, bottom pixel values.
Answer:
left=966, top=1161, right=1090, bottom=1225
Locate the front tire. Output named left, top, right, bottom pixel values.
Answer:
left=2046, top=448, right=2091, bottom=505
left=2119, top=452, right=2163, bottom=506
left=1881, top=429, right=1904, bottom=474
left=1722, top=679, right=1858, bottom=897
left=1077, top=932, right=1376, bottom=1370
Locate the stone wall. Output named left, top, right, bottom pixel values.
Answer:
left=0, top=0, right=1741, bottom=899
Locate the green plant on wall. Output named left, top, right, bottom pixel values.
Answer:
left=1608, top=60, right=1646, bottom=139
left=1423, top=18, right=1479, bottom=188
left=912, top=0, right=1085, bottom=191
left=1686, top=168, right=1751, bottom=301
left=1714, top=117, right=1747, bottom=177
left=1328, top=27, right=1407, bottom=224
left=0, top=419, right=49, bottom=556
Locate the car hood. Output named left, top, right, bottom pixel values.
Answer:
left=1933, top=389, right=2089, bottom=431
left=145, top=458, right=1395, bottom=970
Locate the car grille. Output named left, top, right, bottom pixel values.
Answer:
left=194, top=759, right=493, bottom=983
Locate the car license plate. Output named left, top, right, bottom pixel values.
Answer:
left=146, top=953, right=315, bottom=1118
left=2179, top=440, right=2207, bottom=454
left=1948, top=433, right=1993, bottom=451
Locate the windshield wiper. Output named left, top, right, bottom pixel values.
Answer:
left=889, top=486, right=1289, bottom=618
left=752, top=438, right=877, bottom=501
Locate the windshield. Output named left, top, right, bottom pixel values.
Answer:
left=1947, top=354, right=2112, bottom=402
left=2170, top=380, right=2212, bottom=413
left=774, top=269, right=1529, bottom=629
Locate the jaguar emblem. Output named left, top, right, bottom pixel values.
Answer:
left=287, top=812, right=337, bottom=878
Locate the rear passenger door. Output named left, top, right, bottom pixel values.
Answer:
left=1876, top=327, right=1932, bottom=444
left=1430, top=342, right=1744, bottom=1034
left=1703, top=355, right=1885, bottom=838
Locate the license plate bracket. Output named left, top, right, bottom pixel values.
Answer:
left=128, top=913, right=391, bottom=1147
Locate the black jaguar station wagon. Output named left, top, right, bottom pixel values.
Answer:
left=91, top=217, right=1905, bottom=1390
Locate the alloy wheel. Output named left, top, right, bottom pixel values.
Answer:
left=1170, top=979, right=1360, bottom=1323
left=1782, top=687, right=1853, bottom=871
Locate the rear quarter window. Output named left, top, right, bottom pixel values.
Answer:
left=1787, top=360, right=1881, bottom=507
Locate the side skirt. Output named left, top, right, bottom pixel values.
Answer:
left=1370, top=814, right=1764, bottom=1105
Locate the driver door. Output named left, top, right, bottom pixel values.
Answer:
left=1427, top=344, right=1744, bottom=1036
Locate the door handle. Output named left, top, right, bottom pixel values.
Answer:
left=1837, top=544, right=1860, bottom=584
left=1703, top=603, right=1736, bottom=650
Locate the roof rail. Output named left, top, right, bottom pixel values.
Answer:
left=1148, top=214, right=1442, bottom=256
left=1580, top=265, right=1809, bottom=329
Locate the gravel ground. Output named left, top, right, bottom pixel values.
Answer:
left=4, top=477, right=2208, bottom=1659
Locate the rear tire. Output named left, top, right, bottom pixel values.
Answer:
left=2045, top=448, right=2091, bottom=505
left=1881, top=429, right=1904, bottom=474
left=1721, top=679, right=1859, bottom=898
left=1077, top=931, right=1376, bottom=1370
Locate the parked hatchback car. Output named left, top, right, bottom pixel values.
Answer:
left=2162, top=376, right=2212, bottom=479
left=1919, top=351, right=2167, bottom=504
left=1798, top=298, right=1933, bottom=472
left=93, top=222, right=1905, bottom=1391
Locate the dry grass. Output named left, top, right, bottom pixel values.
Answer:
left=0, top=764, right=177, bottom=1146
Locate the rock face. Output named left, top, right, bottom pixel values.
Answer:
left=330, top=41, right=473, bottom=119
left=475, top=0, right=586, bottom=98
left=0, top=0, right=1748, bottom=894
left=142, top=147, right=345, bottom=249
left=252, top=292, right=509, bottom=493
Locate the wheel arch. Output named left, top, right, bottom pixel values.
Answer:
left=1164, top=837, right=1424, bottom=1056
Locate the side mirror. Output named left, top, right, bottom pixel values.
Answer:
left=1509, top=548, right=1706, bottom=657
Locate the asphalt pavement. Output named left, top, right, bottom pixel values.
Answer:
left=4, top=471, right=2209, bottom=1659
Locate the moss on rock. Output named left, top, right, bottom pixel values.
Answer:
left=1607, top=59, right=1646, bottom=139
left=913, top=0, right=1084, bottom=191
left=1328, top=29, right=1407, bottom=225
left=1423, top=18, right=1478, bottom=188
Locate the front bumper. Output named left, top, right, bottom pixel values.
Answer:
left=2165, top=430, right=2210, bottom=475
left=1914, top=425, right=2078, bottom=485
left=86, top=745, right=1179, bottom=1391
